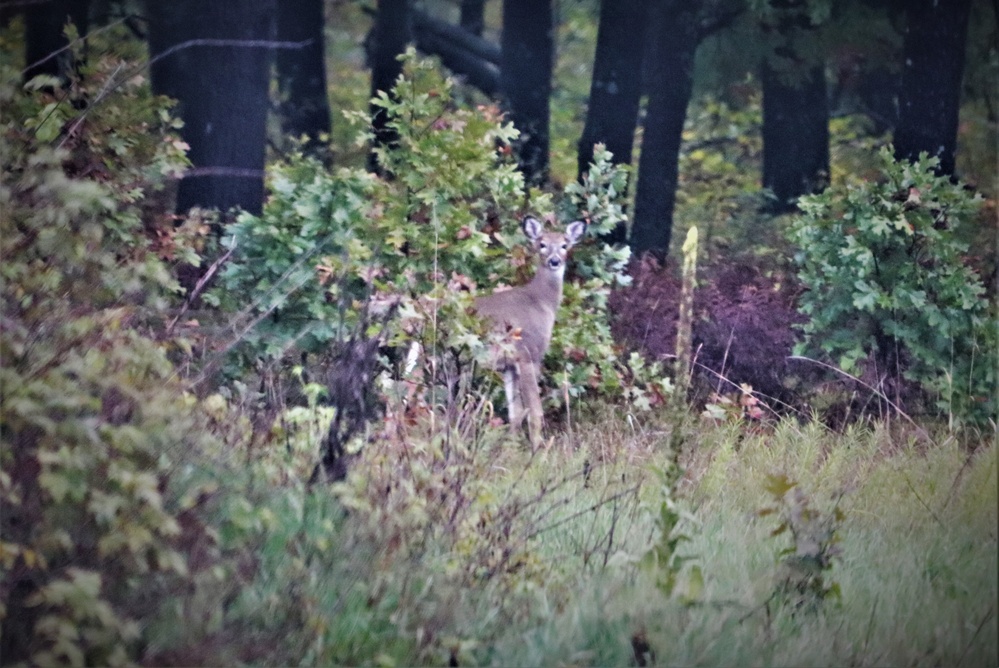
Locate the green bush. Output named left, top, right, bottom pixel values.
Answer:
left=215, top=53, right=523, bottom=364
left=215, top=51, right=668, bottom=420
left=0, top=41, right=234, bottom=665
left=789, top=147, right=996, bottom=427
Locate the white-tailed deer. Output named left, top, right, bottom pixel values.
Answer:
left=474, top=216, right=586, bottom=447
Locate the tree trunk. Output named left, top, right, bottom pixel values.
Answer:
left=23, top=0, right=89, bottom=85
left=501, top=0, right=553, bottom=185
left=461, top=0, right=486, bottom=36
left=894, top=0, right=973, bottom=176
left=630, top=2, right=700, bottom=259
left=577, top=0, right=649, bottom=243
left=761, top=62, right=829, bottom=213
left=276, top=0, right=331, bottom=155
left=147, top=0, right=275, bottom=217
left=368, top=0, right=411, bottom=173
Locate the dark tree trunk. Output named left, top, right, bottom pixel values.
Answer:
left=368, top=0, right=411, bottom=173
left=412, top=9, right=500, bottom=95
left=577, top=0, right=649, bottom=243
left=761, top=63, right=830, bottom=213
left=501, top=0, right=553, bottom=185
left=147, top=0, right=275, bottom=217
left=894, top=0, right=973, bottom=176
left=630, top=2, right=700, bottom=259
left=276, top=0, right=331, bottom=155
left=461, top=0, right=486, bottom=36
left=23, top=0, right=89, bottom=85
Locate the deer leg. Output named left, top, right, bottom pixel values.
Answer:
left=518, top=361, right=544, bottom=449
left=503, top=365, right=526, bottom=433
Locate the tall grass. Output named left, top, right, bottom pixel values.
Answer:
left=148, top=402, right=996, bottom=666
left=482, top=416, right=997, bottom=667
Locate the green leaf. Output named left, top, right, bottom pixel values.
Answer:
left=763, top=474, right=796, bottom=499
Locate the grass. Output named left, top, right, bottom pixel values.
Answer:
left=208, top=404, right=996, bottom=666
left=468, top=417, right=996, bottom=667
left=670, top=420, right=997, bottom=667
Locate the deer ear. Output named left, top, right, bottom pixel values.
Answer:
left=522, top=216, right=544, bottom=241
left=565, top=221, right=586, bottom=246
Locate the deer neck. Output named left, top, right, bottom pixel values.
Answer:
left=527, top=264, right=565, bottom=309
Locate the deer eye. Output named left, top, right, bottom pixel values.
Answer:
left=561, top=243, right=567, bottom=250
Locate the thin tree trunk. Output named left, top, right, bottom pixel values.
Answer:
left=630, top=2, right=699, bottom=259
left=577, top=0, right=649, bottom=244
left=501, top=0, right=553, bottom=185
left=276, top=0, right=331, bottom=155
left=894, top=0, right=973, bottom=176
left=368, top=0, right=411, bottom=173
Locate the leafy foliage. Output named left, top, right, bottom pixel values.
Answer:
left=640, top=466, right=702, bottom=604
left=215, top=52, right=666, bottom=423
left=789, top=148, right=996, bottom=426
left=702, top=383, right=766, bottom=422
left=0, top=44, right=234, bottom=665
left=759, top=474, right=844, bottom=612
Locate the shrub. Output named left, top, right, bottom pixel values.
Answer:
left=214, top=51, right=667, bottom=427
left=758, top=475, right=844, bottom=613
left=789, top=147, right=996, bottom=427
left=0, top=40, right=233, bottom=665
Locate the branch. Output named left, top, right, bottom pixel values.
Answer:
left=413, top=28, right=500, bottom=95
left=412, top=8, right=500, bottom=64
left=411, top=9, right=501, bottom=95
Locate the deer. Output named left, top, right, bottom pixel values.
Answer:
left=474, top=216, right=586, bottom=447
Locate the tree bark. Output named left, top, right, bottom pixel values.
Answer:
left=577, top=0, right=649, bottom=241
left=147, top=1, right=275, bottom=217
left=276, top=0, right=331, bottom=155
left=894, top=0, right=973, bottom=176
left=501, top=0, right=553, bottom=185
left=761, top=62, right=829, bottom=213
left=630, top=2, right=700, bottom=259
left=368, top=0, right=411, bottom=173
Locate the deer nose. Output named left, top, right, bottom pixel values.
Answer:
left=547, top=256, right=562, bottom=269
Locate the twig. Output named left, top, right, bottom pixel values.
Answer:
left=165, top=241, right=236, bottom=336
left=694, top=360, right=802, bottom=421
left=525, top=483, right=641, bottom=542
left=147, top=37, right=314, bottom=70
left=600, top=497, right=621, bottom=568
left=861, top=595, right=879, bottom=659
left=941, top=444, right=978, bottom=512
left=21, top=15, right=131, bottom=77
left=902, top=474, right=946, bottom=531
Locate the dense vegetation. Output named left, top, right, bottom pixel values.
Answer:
left=1, top=9, right=996, bottom=668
